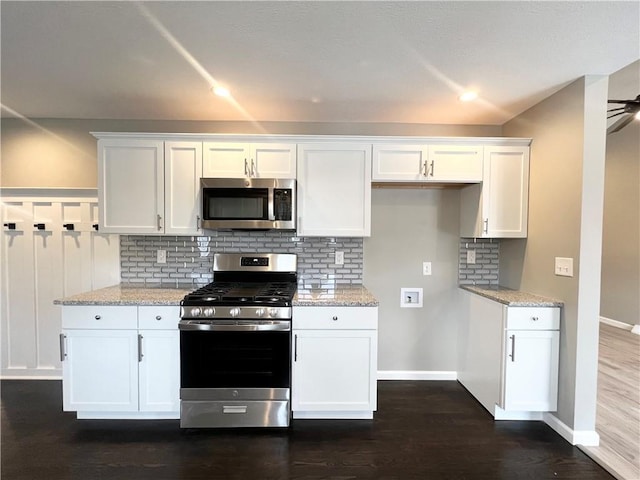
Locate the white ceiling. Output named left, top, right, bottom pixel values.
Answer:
left=1, top=1, right=639, bottom=125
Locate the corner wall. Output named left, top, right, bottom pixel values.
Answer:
left=601, top=61, right=640, bottom=327
left=501, top=76, right=609, bottom=438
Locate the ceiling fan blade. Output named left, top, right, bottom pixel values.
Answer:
left=607, top=107, right=626, bottom=112
left=608, top=99, right=630, bottom=104
left=607, top=114, right=635, bottom=134
left=607, top=111, right=626, bottom=119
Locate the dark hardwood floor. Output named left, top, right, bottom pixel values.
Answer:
left=1, top=380, right=613, bottom=480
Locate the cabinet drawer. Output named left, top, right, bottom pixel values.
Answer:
left=138, top=306, right=181, bottom=329
left=62, top=306, right=137, bottom=329
left=293, top=306, right=377, bottom=330
left=506, top=307, right=560, bottom=330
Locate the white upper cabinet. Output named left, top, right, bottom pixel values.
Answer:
left=97, top=138, right=202, bottom=235
left=203, top=142, right=296, bottom=178
left=297, top=143, right=372, bottom=237
left=460, top=145, right=530, bottom=238
left=372, top=144, right=482, bottom=182
left=98, top=138, right=164, bottom=234
left=164, top=141, right=202, bottom=235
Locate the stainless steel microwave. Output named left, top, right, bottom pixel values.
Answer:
left=200, top=178, right=296, bottom=230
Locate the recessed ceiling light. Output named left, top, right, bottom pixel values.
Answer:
left=635, top=110, right=640, bottom=120
left=212, top=86, right=230, bottom=98
left=459, top=91, right=478, bottom=102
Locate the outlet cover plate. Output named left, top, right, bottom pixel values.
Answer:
left=554, top=257, right=573, bottom=277
left=335, top=251, right=344, bottom=265
left=400, top=288, right=423, bottom=308
left=157, top=249, right=167, bottom=264
left=422, top=262, right=432, bottom=276
left=466, top=250, right=476, bottom=264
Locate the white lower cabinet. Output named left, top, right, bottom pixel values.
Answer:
left=61, top=305, right=180, bottom=419
left=292, top=306, right=378, bottom=419
left=458, top=290, right=560, bottom=420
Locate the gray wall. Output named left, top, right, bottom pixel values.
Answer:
left=363, top=188, right=462, bottom=373
left=0, top=118, right=501, bottom=188
left=601, top=61, right=640, bottom=326
left=501, top=76, right=609, bottom=433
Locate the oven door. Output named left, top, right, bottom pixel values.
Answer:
left=179, top=320, right=291, bottom=427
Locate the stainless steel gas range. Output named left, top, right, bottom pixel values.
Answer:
left=178, top=253, right=296, bottom=428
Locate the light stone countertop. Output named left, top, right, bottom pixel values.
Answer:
left=460, top=285, right=563, bottom=307
left=293, top=285, right=379, bottom=307
left=54, top=284, right=194, bottom=306
left=55, top=283, right=379, bottom=307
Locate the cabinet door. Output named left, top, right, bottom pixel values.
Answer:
left=98, top=139, right=164, bottom=234
left=252, top=143, right=296, bottom=178
left=62, top=329, right=139, bottom=412
left=164, top=141, right=203, bottom=235
left=202, top=142, right=249, bottom=178
left=501, top=330, right=559, bottom=412
left=483, top=146, right=529, bottom=237
left=372, top=144, right=427, bottom=181
left=459, top=145, right=530, bottom=238
left=138, top=330, right=180, bottom=412
left=292, top=329, right=377, bottom=413
left=297, top=143, right=372, bottom=236
left=427, top=145, right=483, bottom=182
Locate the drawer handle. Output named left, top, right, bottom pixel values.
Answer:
left=332, top=316, right=338, bottom=321
left=223, top=405, right=247, bottom=414
left=94, top=315, right=101, bottom=320
left=156, top=315, right=162, bottom=321
left=531, top=316, right=539, bottom=321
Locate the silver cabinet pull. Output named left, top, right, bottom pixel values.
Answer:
left=422, top=160, right=428, bottom=177
left=94, top=315, right=101, bottom=320
left=223, top=405, right=247, bottom=414
left=429, top=160, right=435, bottom=177
left=138, top=334, right=143, bottom=362
left=59, top=333, right=67, bottom=361
left=251, top=159, right=256, bottom=177
left=196, top=215, right=201, bottom=229
left=294, top=334, right=298, bottom=362
left=509, top=334, right=516, bottom=362
left=244, top=159, right=249, bottom=176
left=483, top=218, right=489, bottom=234
left=157, top=214, right=162, bottom=231
left=156, top=315, right=162, bottom=321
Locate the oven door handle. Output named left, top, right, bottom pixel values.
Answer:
left=179, top=321, right=291, bottom=332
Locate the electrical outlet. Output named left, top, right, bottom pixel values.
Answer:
left=466, top=249, right=476, bottom=264
left=157, top=249, right=167, bottom=264
left=335, top=251, right=344, bottom=265
left=422, top=261, right=432, bottom=276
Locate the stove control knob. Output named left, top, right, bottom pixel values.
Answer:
left=190, top=307, right=202, bottom=317
left=203, top=308, right=215, bottom=317
left=256, top=308, right=265, bottom=318
left=230, top=307, right=241, bottom=318
left=268, top=308, right=279, bottom=318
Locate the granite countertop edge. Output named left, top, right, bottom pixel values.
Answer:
left=55, top=284, right=379, bottom=307
left=460, top=285, right=564, bottom=307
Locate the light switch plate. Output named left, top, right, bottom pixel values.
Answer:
left=554, top=257, right=573, bottom=277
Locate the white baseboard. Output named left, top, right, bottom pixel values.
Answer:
left=377, top=370, right=457, bottom=381
left=543, top=412, right=600, bottom=446
left=600, top=316, right=639, bottom=335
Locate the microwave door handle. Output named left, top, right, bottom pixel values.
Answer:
left=267, top=189, right=275, bottom=221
